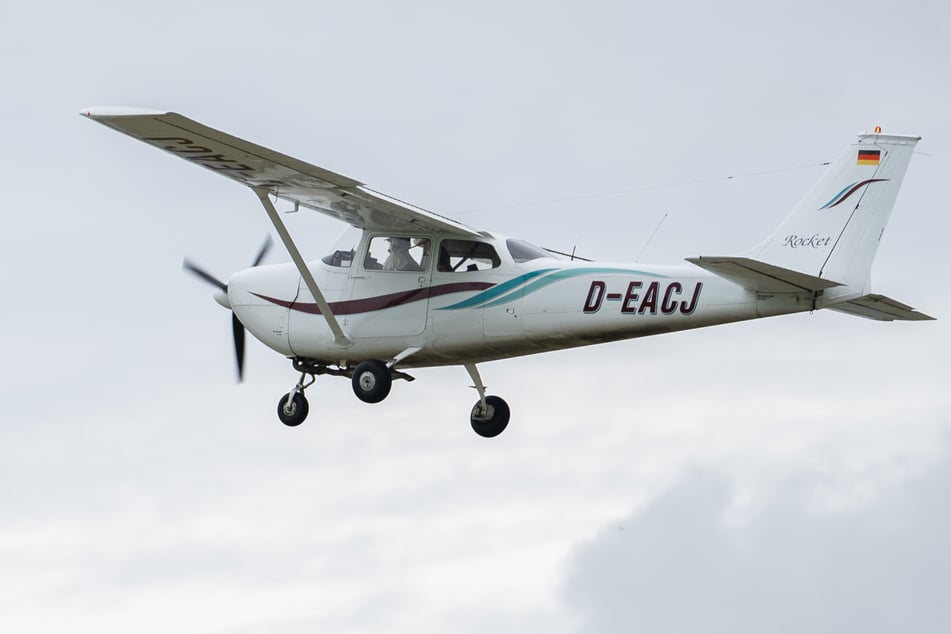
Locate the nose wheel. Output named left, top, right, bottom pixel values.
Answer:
left=276, top=370, right=316, bottom=427
left=278, top=391, right=309, bottom=427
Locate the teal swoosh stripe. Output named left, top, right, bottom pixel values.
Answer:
left=440, top=267, right=665, bottom=310
left=438, top=269, right=554, bottom=310
left=819, top=182, right=855, bottom=210
left=480, top=267, right=664, bottom=308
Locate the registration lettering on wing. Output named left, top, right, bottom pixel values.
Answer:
left=146, top=136, right=256, bottom=173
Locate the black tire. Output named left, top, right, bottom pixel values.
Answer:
left=351, top=360, right=392, bottom=404
left=277, top=392, right=309, bottom=427
left=470, top=395, right=510, bottom=438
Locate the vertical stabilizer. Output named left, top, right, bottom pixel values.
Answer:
left=748, top=132, right=919, bottom=290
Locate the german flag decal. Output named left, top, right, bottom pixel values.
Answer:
left=857, top=149, right=881, bottom=165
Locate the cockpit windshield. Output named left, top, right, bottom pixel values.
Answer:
left=506, top=238, right=554, bottom=263
left=321, top=226, right=362, bottom=268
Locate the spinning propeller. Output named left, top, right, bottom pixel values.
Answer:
left=183, top=236, right=273, bottom=381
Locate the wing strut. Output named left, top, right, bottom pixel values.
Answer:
left=253, top=188, right=352, bottom=347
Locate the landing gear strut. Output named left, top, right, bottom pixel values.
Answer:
left=273, top=358, right=509, bottom=437
left=274, top=358, right=403, bottom=426
left=465, top=363, right=510, bottom=438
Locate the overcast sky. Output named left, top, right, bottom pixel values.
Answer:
left=1, top=1, right=949, bottom=632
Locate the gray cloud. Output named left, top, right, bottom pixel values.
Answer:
left=564, top=445, right=951, bottom=634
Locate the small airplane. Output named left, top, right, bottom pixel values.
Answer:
left=82, top=108, right=934, bottom=437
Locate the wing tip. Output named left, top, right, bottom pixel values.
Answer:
left=79, top=106, right=170, bottom=119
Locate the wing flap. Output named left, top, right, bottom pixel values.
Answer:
left=829, top=294, right=935, bottom=321
left=81, top=107, right=480, bottom=236
left=685, top=256, right=843, bottom=293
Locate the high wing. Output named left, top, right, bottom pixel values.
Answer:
left=80, top=107, right=481, bottom=237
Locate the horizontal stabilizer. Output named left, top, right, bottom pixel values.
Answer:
left=829, top=294, right=935, bottom=321
left=685, top=256, right=843, bottom=293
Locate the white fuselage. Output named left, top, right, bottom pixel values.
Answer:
left=225, top=231, right=818, bottom=368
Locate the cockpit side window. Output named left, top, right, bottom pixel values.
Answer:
left=437, top=239, right=501, bottom=272
left=364, top=236, right=431, bottom=272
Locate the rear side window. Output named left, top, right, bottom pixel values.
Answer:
left=506, top=238, right=551, bottom=263
left=437, top=239, right=500, bottom=272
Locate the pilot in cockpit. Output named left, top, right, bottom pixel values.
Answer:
left=383, top=237, right=421, bottom=271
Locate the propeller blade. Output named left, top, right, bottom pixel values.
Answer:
left=185, top=238, right=267, bottom=383
left=232, top=312, right=245, bottom=382
left=251, top=235, right=273, bottom=268
left=183, top=259, right=227, bottom=291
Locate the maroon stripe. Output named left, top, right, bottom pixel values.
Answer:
left=252, top=281, right=495, bottom=315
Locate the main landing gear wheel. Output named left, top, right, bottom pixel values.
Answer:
left=352, top=360, right=392, bottom=404
left=278, top=392, right=309, bottom=427
left=470, top=395, right=510, bottom=438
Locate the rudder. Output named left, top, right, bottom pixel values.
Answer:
left=747, top=132, right=919, bottom=291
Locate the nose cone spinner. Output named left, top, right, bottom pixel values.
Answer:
left=214, top=287, right=232, bottom=309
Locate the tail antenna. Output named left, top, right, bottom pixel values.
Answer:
left=635, top=212, right=668, bottom=263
